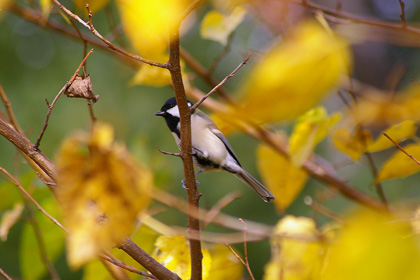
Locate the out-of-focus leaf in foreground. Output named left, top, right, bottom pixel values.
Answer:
left=376, top=143, right=420, bottom=183
left=257, top=142, right=308, bottom=212
left=153, top=236, right=212, bottom=280
left=322, top=210, right=420, bottom=280
left=207, top=244, right=243, bottom=280
left=368, top=120, right=417, bottom=152
left=116, top=0, right=188, bottom=86
left=289, top=107, right=340, bottom=166
left=0, top=202, right=23, bottom=241
left=236, top=21, right=351, bottom=123
left=351, top=83, right=420, bottom=126
left=200, top=6, right=246, bottom=45
left=56, top=122, right=152, bottom=268
left=331, top=127, right=372, bottom=161
left=264, top=215, right=326, bottom=280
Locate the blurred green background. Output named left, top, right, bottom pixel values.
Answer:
left=2, top=0, right=420, bottom=279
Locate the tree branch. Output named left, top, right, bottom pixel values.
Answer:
left=168, top=27, right=203, bottom=280
left=119, top=238, right=181, bottom=280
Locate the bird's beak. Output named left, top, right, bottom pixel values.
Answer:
left=154, top=111, right=165, bottom=116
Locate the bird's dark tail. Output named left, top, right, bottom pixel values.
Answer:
left=234, top=169, right=275, bottom=202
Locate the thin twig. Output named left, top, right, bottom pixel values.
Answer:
left=180, top=47, right=234, bottom=104
left=119, top=238, right=181, bottom=280
left=202, top=191, right=242, bottom=228
left=52, top=0, right=166, bottom=68
left=0, top=85, right=23, bottom=134
left=34, top=48, right=94, bottom=149
left=0, top=167, right=68, bottom=232
left=383, top=132, right=420, bottom=165
left=284, top=0, right=420, bottom=35
left=304, top=196, right=345, bottom=224
left=398, top=0, right=407, bottom=26
left=0, top=267, right=13, bottom=280
left=239, top=218, right=255, bottom=280
left=180, top=0, right=204, bottom=22
left=156, top=146, right=182, bottom=157
left=25, top=199, right=61, bottom=280
left=100, top=254, right=155, bottom=279
left=190, top=52, right=251, bottom=111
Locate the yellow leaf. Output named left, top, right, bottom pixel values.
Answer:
left=153, top=236, right=212, bottom=280
left=289, top=107, right=340, bottom=166
left=210, top=112, right=239, bottom=136
left=264, top=215, right=326, bottom=280
left=257, top=143, right=308, bottom=212
left=237, top=20, right=351, bottom=123
left=40, top=0, right=52, bottom=20
left=130, top=64, right=172, bottom=87
left=350, top=83, right=420, bottom=126
left=74, top=0, right=110, bottom=14
left=56, top=122, right=152, bottom=268
left=117, top=0, right=187, bottom=58
left=322, top=210, right=420, bottom=280
left=200, top=6, right=247, bottom=45
left=368, top=120, right=417, bottom=152
left=208, top=244, right=243, bottom=280
left=376, top=143, right=420, bottom=183
left=331, top=127, right=372, bottom=161
left=0, top=203, right=23, bottom=241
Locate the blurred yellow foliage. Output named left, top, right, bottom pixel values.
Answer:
left=264, top=215, right=326, bottom=280
left=331, top=127, right=372, bottom=161
left=117, top=0, right=188, bottom=86
left=207, top=244, right=243, bottom=280
left=40, top=0, right=52, bottom=19
left=56, top=122, right=152, bottom=268
left=289, top=107, right=340, bottom=166
left=0, top=202, right=23, bottom=241
left=74, top=0, right=110, bottom=14
left=352, top=83, right=420, bottom=126
left=236, top=21, right=350, bottom=123
left=153, top=236, right=212, bottom=280
left=368, top=120, right=417, bottom=152
left=321, top=210, right=420, bottom=280
left=200, top=6, right=246, bottom=45
left=257, top=143, right=308, bottom=212
left=153, top=236, right=243, bottom=280
left=376, top=143, right=420, bottom=183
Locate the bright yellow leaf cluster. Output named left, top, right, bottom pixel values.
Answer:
left=322, top=210, right=420, bottom=280
left=200, top=6, right=247, bottom=45
left=116, top=0, right=188, bottom=86
left=56, top=122, right=152, bottom=268
left=351, top=83, right=420, bottom=126
left=289, top=107, right=340, bottom=166
left=236, top=20, right=351, bottom=123
left=264, top=215, right=326, bottom=280
left=331, top=127, right=372, bottom=161
left=257, top=142, right=308, bottom=212
left=153, top=236, right=243, bottom=280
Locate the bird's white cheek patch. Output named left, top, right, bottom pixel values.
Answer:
left=166, top=105, right=180, bottom=118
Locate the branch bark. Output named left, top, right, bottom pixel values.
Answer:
left=168, top=29, right=203, bottom=280
left=119, top=238, right=181, bottom=280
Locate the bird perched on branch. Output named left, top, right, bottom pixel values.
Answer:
left=155, top=97, right=274, bottom=202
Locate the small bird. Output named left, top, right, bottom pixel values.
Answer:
left=155, top=97, right=275, bottom=202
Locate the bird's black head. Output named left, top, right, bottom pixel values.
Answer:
left=155, top=97, right=192, bottom=136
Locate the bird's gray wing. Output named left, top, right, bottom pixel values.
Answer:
left=196, top=111, right=242, bottom=167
